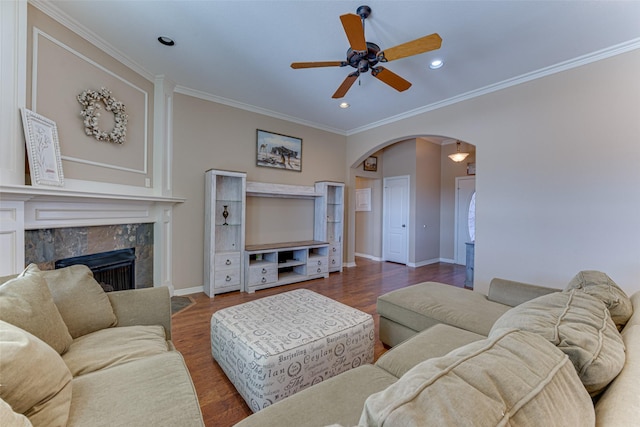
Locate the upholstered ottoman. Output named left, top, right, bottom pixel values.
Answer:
left=211, top=289, right=375, bottom=412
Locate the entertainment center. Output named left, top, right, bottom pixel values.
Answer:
left=204, top=169, right=344, bottom=297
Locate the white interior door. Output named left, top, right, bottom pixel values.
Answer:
left=383, top=176, right=409, bottom=264
left=455, top=176, right=476, bottom=264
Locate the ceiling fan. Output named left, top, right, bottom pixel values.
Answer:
left=291, top=5, right=442, bottom=99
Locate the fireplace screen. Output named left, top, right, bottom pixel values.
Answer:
left=55, top=248, right=135, bottom=292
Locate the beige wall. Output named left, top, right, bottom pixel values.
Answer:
left=346, top=49, right=640, bottom=295
left=414, top=139, right=441, bottom=264
left=27, top=6, right=154, bottom=188
left=171, top=93, right=347, bottom=290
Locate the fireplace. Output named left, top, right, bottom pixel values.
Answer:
left=55, top=248, right=136, bottom=292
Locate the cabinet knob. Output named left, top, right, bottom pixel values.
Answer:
left=317, top=268, right=321, bottom=273
left=262, top=268, right=267, bottom=274
left=225, top=259, right=231, bottom=265
left=317, top=260, right=321, bottom=266
left=332, top=259, right=336, bottom=265
left=261, top=277, right=267, bottom=283
left=332, top=247, right=336, bottom=252
left=225, top=275, right=231, bottom=282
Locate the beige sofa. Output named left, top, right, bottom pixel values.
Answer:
left=234, top=271, right=639, bottom=426
left=0, top=264, right=204, bottom=427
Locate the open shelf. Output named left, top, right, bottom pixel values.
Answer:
left=244, top=240, right=329, bottom=293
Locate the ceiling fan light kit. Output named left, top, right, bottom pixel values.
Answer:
left=290, top=5, right=442, bottom=98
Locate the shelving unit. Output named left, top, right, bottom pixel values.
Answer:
left=205, top=174, right=344, bottom=295
left=204, top=169, right=246, bottom=297
left=244, top=241, right=329, bottom=293
left=315, top=182, right=345, bottom=272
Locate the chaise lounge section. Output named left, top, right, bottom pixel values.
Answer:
left=234, top=271, right=639, bottom=426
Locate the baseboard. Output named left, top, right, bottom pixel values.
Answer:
left=344, top=261, right=357, bottom=268
left=174, top=285, right=204, bottom=296
left=355, top=253, right=383, bottom=262
left=409, top=257, right=458, bottom=268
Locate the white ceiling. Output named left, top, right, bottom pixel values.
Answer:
left=40, top=1, right=640, bottom=135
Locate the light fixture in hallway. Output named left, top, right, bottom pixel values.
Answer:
left=448, top=141, right=469, bottom=162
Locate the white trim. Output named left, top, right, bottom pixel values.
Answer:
left=344, top=261, right=357, bottom=268
left=0, top=0, right=27, bottom=186
left=29, top=0, right=640, bottom=136
left=29, top=0, right=154, bottom=82
left=346, top=39, right=640, bottom=136
left=354, top=252, right=383, bottom=262
left=409, top=258, right=442, bottom=268
left=174, top=286, right=203, bottom=297
left=31, top=28, right=149, bottom=174
left=174, top=85, right=346, bottom=136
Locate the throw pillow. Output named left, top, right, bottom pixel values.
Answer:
left=0, top=265, right=72, bottom=354
left=360, top=329, right=594, bottom=426
left=0, top=320, right=72, bottom=426
left=565, top=270, right=633, bottom=328
left=0, top=398, right=32, bottom=427
left=39, top=264, right=117, bottom=338
left=490, top=290, right=625, bottom=395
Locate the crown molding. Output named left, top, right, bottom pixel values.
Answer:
left=346, top=38, right=640, bottom=136
left=29, top=0, right=154, bottom=82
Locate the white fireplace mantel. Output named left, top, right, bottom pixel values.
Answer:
left=0, top=184, right=184, bottom=294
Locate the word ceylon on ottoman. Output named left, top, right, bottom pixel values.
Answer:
left=211, top=289, right=375, bottom=412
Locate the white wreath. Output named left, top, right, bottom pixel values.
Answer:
left=77, top=87, right=128, bottom=144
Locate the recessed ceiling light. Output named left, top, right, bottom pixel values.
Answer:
left=339, top=102, right=350, bottom=109
left=429, top=59, right=444, bottom=69
left=157, top=36, right=175, bottom=46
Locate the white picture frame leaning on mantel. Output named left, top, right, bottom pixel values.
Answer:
left=21, top=108, right=64, bottom=187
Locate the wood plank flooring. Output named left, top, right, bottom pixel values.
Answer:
left=171, top=258, right=466, bottom=427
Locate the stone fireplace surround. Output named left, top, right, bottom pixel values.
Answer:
left=0, top=184, right=183, bottom=294
left=26, top=224, right=153, bottom=288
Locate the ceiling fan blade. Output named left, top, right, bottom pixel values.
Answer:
left=291, top=61, right=347, bottom=69
left=332, top=72, right=359, bottom=99
left=371, top=67, right=411, bottom=92
left=340, top=13, right=367, bottom=52
left=378, top=33, right=442, bottom=62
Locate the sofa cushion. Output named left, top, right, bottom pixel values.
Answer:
left=234, top=364, right=398, bottom=427
left=595, top=324, right=640, bottom=425
left=565, top=270, right=633, bottom=328
left=0, top=265, right=72, bottom=354
left=375, top=324, right=485, bottom=378
left=0, top=320, right=72, bottom=427
left=377, top=282, right=511, bottom=336
left=360, top=329, right=595, bottom=427
left=37, top=264, right=118, bottom=338
left=490, top=290, right=625, bottom=395
left=67, top=352, right=204, bottom=427
left=0, top=398, right=33, bottom=427
left=62, top=325, right=169, bottom=376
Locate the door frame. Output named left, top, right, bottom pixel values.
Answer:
left=454, top=176, right=476, bottom=264
left=382, top=175, right=410, bottom=264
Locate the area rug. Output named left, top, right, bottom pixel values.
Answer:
left=171, top=296, right=195, bottom=315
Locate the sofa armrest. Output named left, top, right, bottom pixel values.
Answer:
left=107, top=287, right=172, bottom=340
left=488, top=278, right=559, bottom=307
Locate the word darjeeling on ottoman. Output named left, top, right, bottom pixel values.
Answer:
left=211, top=289, right=375, bottom=412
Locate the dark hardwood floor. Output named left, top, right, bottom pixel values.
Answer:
left=171, top=258, right=466, bottom=427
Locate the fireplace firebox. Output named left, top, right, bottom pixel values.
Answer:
left=55, top=248, right=136, bottom=292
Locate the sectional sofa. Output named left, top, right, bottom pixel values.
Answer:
left=0, top=264, right=204, bottom=427
left=235, top=271, right=639, bottom=426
